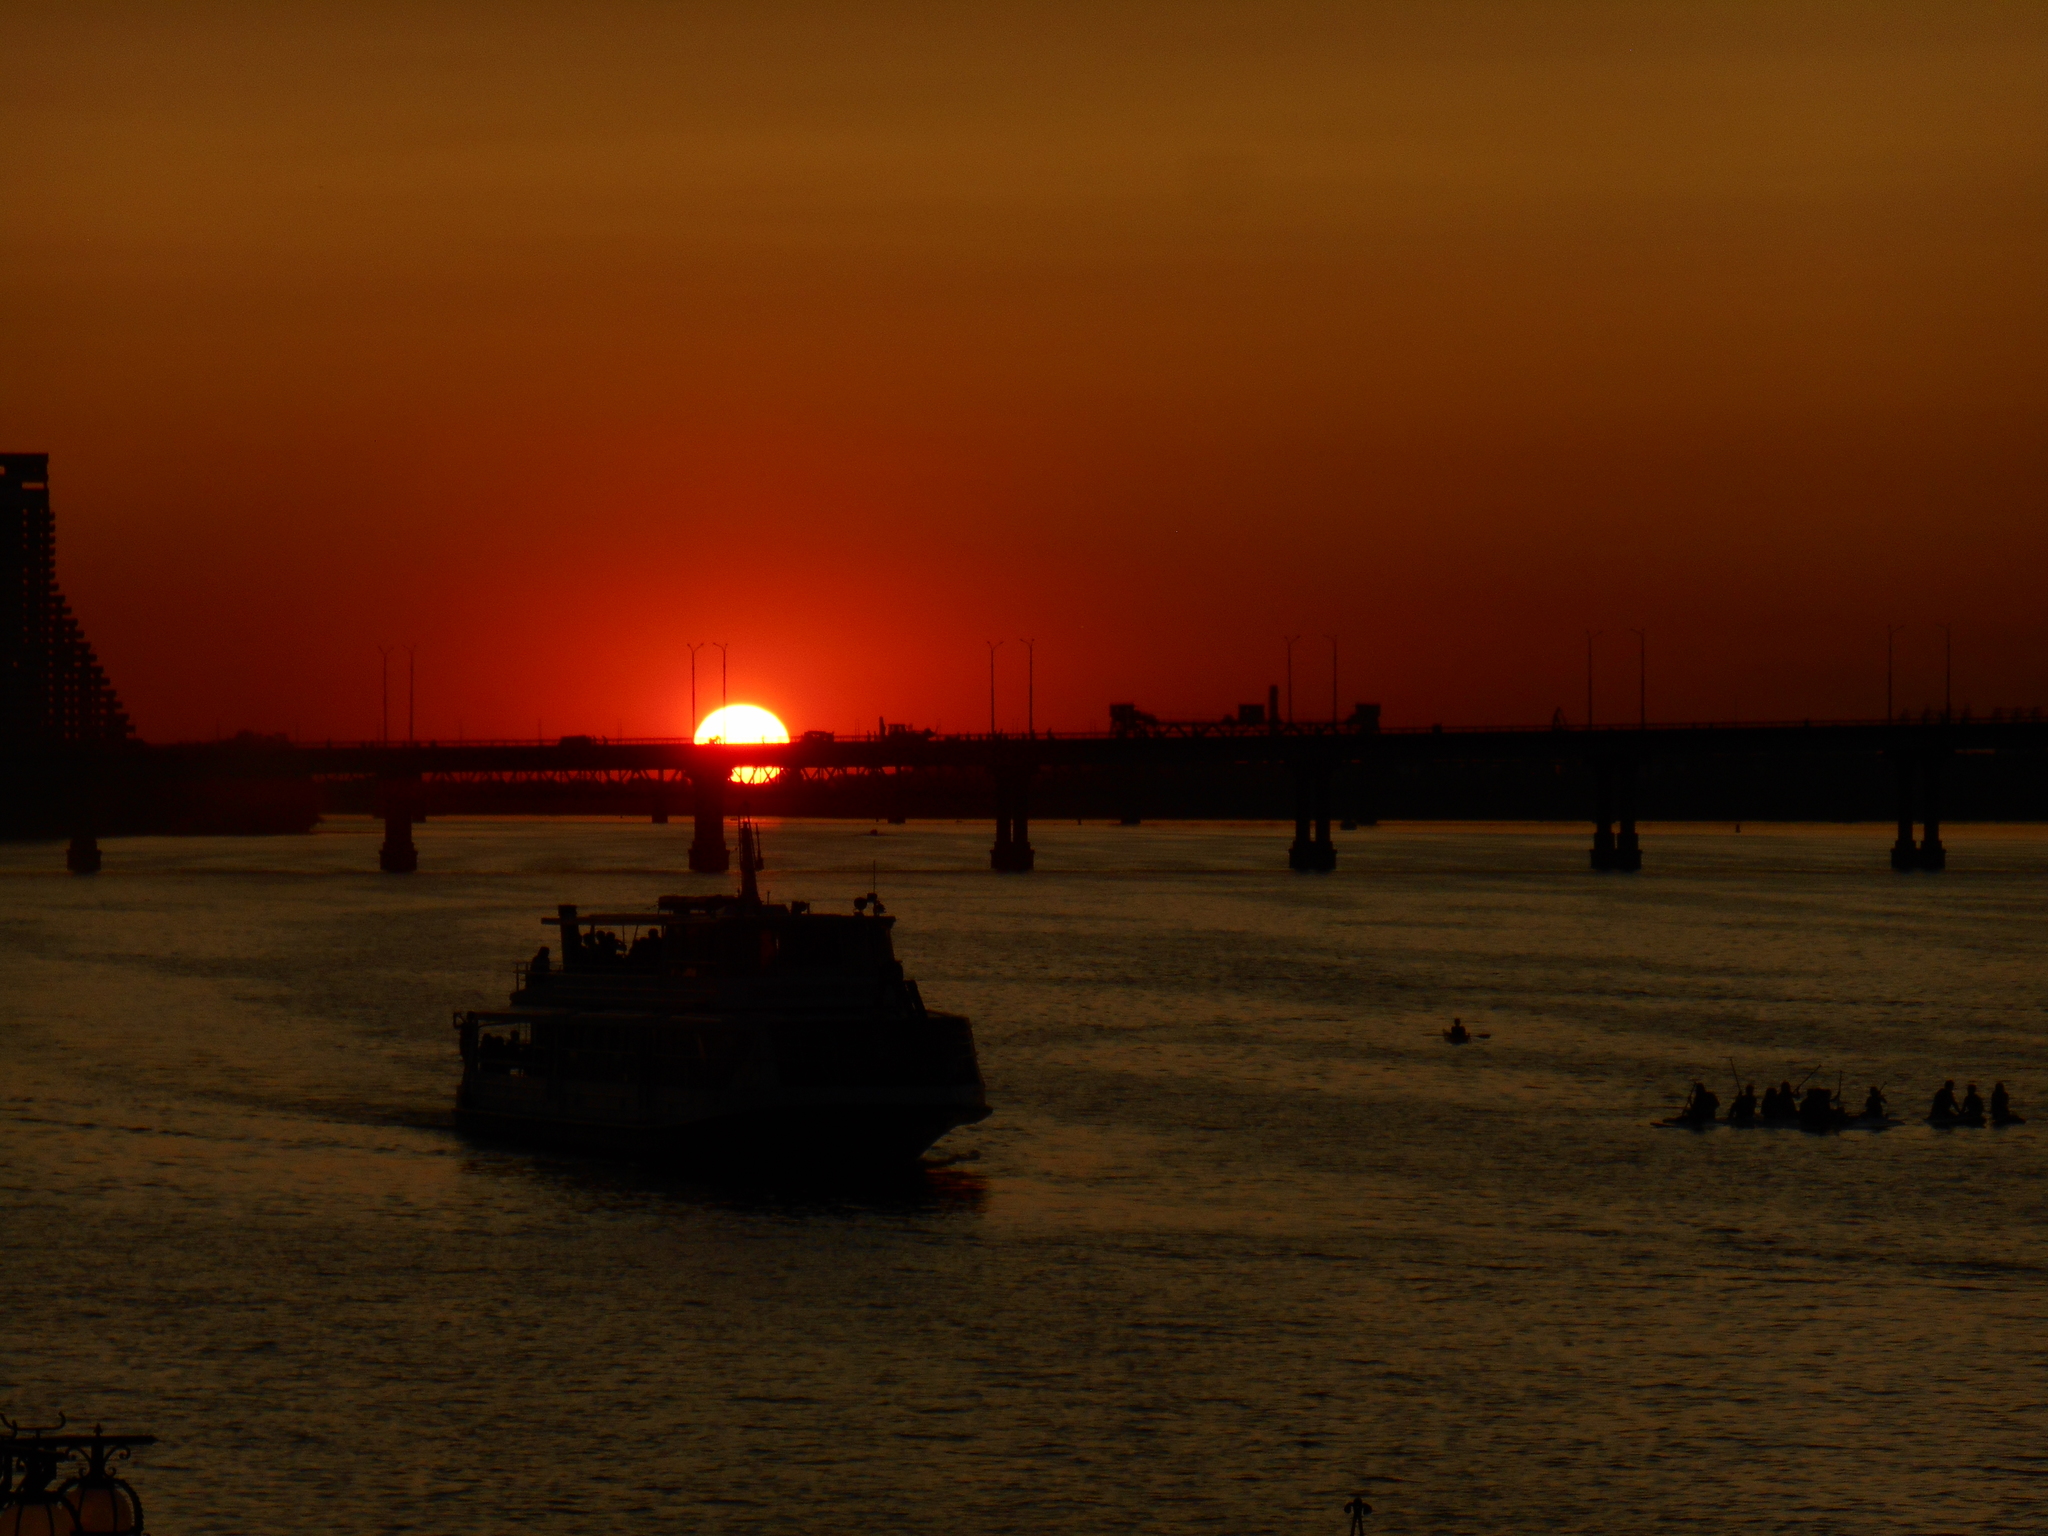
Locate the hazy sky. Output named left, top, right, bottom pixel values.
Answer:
left=5, top=1, right=2042, bottom=739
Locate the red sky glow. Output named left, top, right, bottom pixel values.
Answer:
left=3, top=2, right=2042, bottom=741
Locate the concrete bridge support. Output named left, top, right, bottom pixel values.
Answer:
left=689, top=772, right=730, bottom=873
left=1589, top=758, right=1616, bottom=870
left=652, top=779, right=670, bottom=824
left=1287, top=760, right=1336, bottom=871
left=991, top=766, right=1036, bottom=871
left=1889, top=749, right=1948, bottom=871
left=379, top=776, right=419, bottom=873
left=1890, top=753, right=1918, bottom=870
left=1918, top=752, right=1946, bottom=870
left=1613, top=757, right=1642, bottom=872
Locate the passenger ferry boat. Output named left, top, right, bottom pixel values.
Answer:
left=453, top=825, right=990, bottom=1164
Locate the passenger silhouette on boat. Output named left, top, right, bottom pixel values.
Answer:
left=1861, top=1086, right=1887, bottom=1120
left=1991, top=1082, right=2023, bottom=1125
left=1762, top=1081, right=1798, bottom=1123
left=1729, top=1083, right=1759, bottom=1125
left=1930, top=1080, right=1959, bottom=1120
left=529, top=945, right=550, bottom=976
left=1446, top=1019, right=1471, bottom=1045
left=1961, top=1083, right=1986, bottom=1123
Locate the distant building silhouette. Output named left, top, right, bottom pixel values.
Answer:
left=2, top=453, right=131, bottom=747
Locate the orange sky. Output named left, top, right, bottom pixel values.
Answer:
left=4, top=2, right=2043, bottom=741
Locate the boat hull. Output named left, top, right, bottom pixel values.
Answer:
left=453, top=1008, right=990, bottom=1167
left=454, top=1096, right=989, bottom=1165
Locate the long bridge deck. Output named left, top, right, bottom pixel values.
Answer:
left=26, top=713, right=2044, bottom=877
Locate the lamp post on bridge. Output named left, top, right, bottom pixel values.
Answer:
left=1939, top=622, right=1952, bottom=723
left=1630, top=628, right=1645, bottom=730
left=1584, top=630, right=1600, bottom=729
left=1018, top=638, right=1034, bottom=736
left=687, top=642, right=707, bottom=733
left=1887, top=623, right=1906, bottom=723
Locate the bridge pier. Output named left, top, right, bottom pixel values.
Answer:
left=689, top=772, right=730, bottom=873
left=652, top=780, right=670, bottom=824
left=991, top=767, right=1035, bottom=871
left=1287, top=760, right=1336, bottom=871
left=1890, top=752, right=1918, bottom=870
left=1613, top=757, right=1642, bottom=872
left=1889, top=749, right=1948, bottom=871
left=378, top=777, right=419, bottom=873
left=1589, top=758, right=1616, bottom=870
left=1918, top=752, right=1946, bottom=870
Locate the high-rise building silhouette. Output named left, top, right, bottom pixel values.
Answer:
left=2, top=453, right=132, bottom=747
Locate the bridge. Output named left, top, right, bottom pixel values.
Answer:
left=8, top=451, right=2045, bottom=876
left=109, top=711, right=2045, bottom=876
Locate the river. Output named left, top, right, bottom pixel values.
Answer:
left=2, top=818, right=2042, bottom=1533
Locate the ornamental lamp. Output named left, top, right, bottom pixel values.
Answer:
left=59, top=1436, right=144, bottom=1536
left=0, top=1422, right=154, bottom=1536
left=0, top=1444, right=71, bottom=1536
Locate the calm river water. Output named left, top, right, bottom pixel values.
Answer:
left=2, top=819, right=2043, bottom=1534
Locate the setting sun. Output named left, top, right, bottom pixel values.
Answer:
left=694, top=703, right=788, bottom=784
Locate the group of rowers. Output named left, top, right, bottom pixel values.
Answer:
left=1673, top=1077, right=2025, bottom=1131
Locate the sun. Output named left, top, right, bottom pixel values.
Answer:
left=695, top=703, right=789, bottom=784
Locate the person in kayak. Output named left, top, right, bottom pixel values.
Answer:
left=1764, top=1081, right=1798, bottom=1123
left=1991, top=1082, right=2024, bottom=1125
left=1860, top=1086, right=1887, bottom=1120
left=1728, top=1083, right=1759, bottom=1124
left=1961, top=1083, right=1986, bottom=1123
left=1446, top=1019, right=1470, bottom=1044
left=1799, top=1086, right=1836, bottom=1132
left=1930, top=1080, right=1960, bottom=1120
left=1681, top=1081, right=1720, bottom=1125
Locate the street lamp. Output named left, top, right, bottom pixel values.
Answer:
left=1886, top=623, right=1906, bottom=722
left=687, top=641, right=706, bottom=733
left=1629, top=628, right=1645, bottom=730
left=1939, top=622, right=1952, bottom=722
left=712, top=641, right=728, bottom=714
